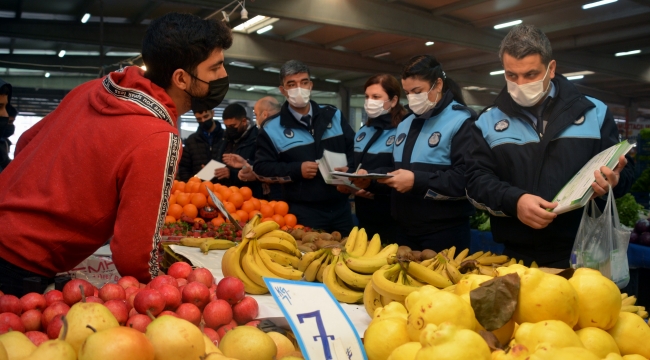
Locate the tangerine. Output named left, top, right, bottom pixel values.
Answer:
left=186, top=181, right=200, bottom=194
left=219, top=187, right=232, bottom=200
left=199, top=181, right=215, bottom=197
left=194, top=218, right=206, bottom=224
left=239, top=187, right=253, bottom=201
left=229, top=186, right=240, bottom=193
left=168, top=194, right=177, bottom=206
left=176, top=182, right=186, bottom=193
left=235, top=210, right=249, bottom=222
left=281, top=225, right=289, bottom=231
left=274, top=201, right=289, bottom=216
left=249, top=210, right=262, bottom=220
left=260, top=204, right=274, bottom=218
left=284, top=214, right=298, bottom=227
left=207, top=192, right=224, bottom=207
left=271, top=214, right=285, bottom=227
left=260, top=199, right=269, bottom=207
left=176, top=193, right=191, bottom=207
left=165, top=216, right=176, bottom=224
left=211, top=217, right=225, bottom=227
left=191, top=193, right=207, bottom=208
left=269, top=201, right=277, bottom=208
left=262, top=217, right=274, bottom=223
left=168, top=204, right=184, bottom=220
left=224, top=202, right=237, bottom=214
left=183, top=204, right=198, bottom=218
left=294, top=224, right=305, bottom=229
left=229, top=213, right=241, bottom=223
left=241, top=200, right=255, bottom=213
left=188, top=176, right=201, bottom=183
left=250, top=198, right=261, bottom=210
left=228, top=192, right=244, bottom=209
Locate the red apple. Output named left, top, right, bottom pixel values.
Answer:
left=178, top=285, right=185, bottom=295
left=133, top=289, right=165, bottom=316
left=216, top=320, right=238, bottom=339
left=93, top=288, right=98, bottom=297
left=0, top=323, right=10, bottom=335
left=117, top=276, right=139, bottom=290
left=209, top=283, right=217, bottom=293
left=0, top=312, right=25, bottom=332
left=182, top=282, right=210, bottom=310
left=139, top=283, right=147, bottom=289
left=104, top=299, right=129, bottom=325
left=168, top=262, right=192, bottom=279
left=158, top=285, right=181, bottom=311
left=149, top=275, right=177, bottom=290
left=62, top=279, right=95, bottom=305
left=98, top=283, right=126, bottom=302
left=175, top=303, right=201, bottom=326
left=20, top=309, right=42, bottom=332
left=41, top=302, right=69, bottom=329
left=203, top=327, right=220, bottom=346
left=20, top=293, right=47, bottom=312
left=127, top=292, right=138, bottom=311
left=85, top=296, right=104, bottom=304
left=176, top=278, right=188, bottom=287
left=187, top=268, right=214, bottom=287
left=209, top=293, right=218, bottom=302
left=129, top=308, right=138, bottom=317
left=216, top=277, right=245, bottom=306
left=126, top=314, right=152, bottom=333
left=0, top=295, right=23, bottom=315
left=47, top=314, right=64, bottom=339
left=25, top=331, right=49, bottom=346
left=44, top=290, right=64, bottom=307
left=158, top=310, right=177, bottom=318
left=203, top=299, right=232, bottom=330
left=232, top=296, right=259, bottom=325
left=245, top=320, right=261, bottom=327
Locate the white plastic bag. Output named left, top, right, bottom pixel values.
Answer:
left=570, top=186, right=630, bottom=288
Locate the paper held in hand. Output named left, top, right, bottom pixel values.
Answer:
left=551, top=140, right=634, bottom=214
left=317, top=150, right=359, bottom=191
left=330, top=171, right=394, bottom=180
left=195, top=160, right=226, bottom=181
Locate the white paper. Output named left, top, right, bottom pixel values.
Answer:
left=195, top=160, right=226, bottom=181
left=330, top=171, right=393, bottom=180
left=318, top=150, right=351, bottom=185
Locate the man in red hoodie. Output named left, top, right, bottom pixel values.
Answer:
left=0, top=13, right=232, bottom=296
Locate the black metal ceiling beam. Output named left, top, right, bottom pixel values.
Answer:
left=431, top=0, right=492, bottom=16
left=131, top=1, right=162, bottom=25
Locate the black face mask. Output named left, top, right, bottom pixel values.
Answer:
left=225, top=124, right=244, bottom=140
left=0, top=117, right=14, bottom=138
left=186, top=74, right=229, bottom=113
left=200, top=118, right=215, bottom=132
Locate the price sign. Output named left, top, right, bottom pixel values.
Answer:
left=264, top=278, right=366, bottom=360
left=205, top=188, right=242, bottom=230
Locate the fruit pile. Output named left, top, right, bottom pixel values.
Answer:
left=163, top=221, right=243, bottom=241
left=630, top=218, right=650, bottom=246
left=166, top=178, right=299, bottom=229
left=362, top=265, right=650, bottom=360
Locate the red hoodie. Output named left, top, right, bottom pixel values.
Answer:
left=0, top=66, right=181, bottom=283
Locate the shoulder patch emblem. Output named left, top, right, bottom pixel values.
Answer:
left=428, top=132, right=441, bottom=148
left=495, top=119, right=509, bottom=132
left=386, top=135, right=395, bottom=146
left=327, top=122, right=332, bottom=129
left=574, top=116, right=585, bottom=125
left=356, top=132, right=366, bottom=142
left=396, top=133, right=407, bottom=146
left=283, top=128, right=294, bottom=138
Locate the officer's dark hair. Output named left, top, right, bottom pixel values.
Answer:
left=223, top=103, right=248, bottom=121
left=364, top=74, right=407, bottom=127
left=142, top=13, right=233, bottom=89
left=402, top=55, right=466, bottom=106
left=499, top=24, right=552, bottom=66
left=279, top=60, right=311, bottom=85
left=0, top=84, right=10, bottom=96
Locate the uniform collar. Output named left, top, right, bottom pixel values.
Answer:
left=366, top=113, right=393, bottom=130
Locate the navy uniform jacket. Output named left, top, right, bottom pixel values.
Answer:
left=388, top=91, right=476, bottom=236
left=253, top=101, right=355, bottom=205
left=466, top=74, right=635, bottom=261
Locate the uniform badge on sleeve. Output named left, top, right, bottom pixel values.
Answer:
left=428, top=132, right=441, bottom=147
left=284, top=128, right=294, bottom=138
left=386, top=135, right=395, bottom=146
left=396, top=133, right=406, bottom=146
left=356, top=132, right=366, bottom=142
left=574, top=116, right=585, bottom=125
left=495, top=119, right=509, bottom=132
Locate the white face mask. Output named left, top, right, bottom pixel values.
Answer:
left=364, top=99, right=390, bottom=118
left=506, top=65, right=551, bottom=107
left=407, top=84, right=439, bottom=116
left=286, top=87, right=310, bottom=108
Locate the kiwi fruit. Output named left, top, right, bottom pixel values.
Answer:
left=420, top=249, right=437, bottom=260
left=411, top=251, right=422, bottom=262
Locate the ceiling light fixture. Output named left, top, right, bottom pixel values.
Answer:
left=425, top=41, right=435, bottom=46
left=140, top=65, right=147, bottom=71
left=582, top=0, right=617, bottom=10
left=246, top=87, right=255, bottom=91
left=81, top=13, right=91, bottom=23
left=374, top=52, right=391, bottom=58
left=262, top=67, right=280, bottom=73
left=615, top=49, right=641, bottom=57
left=58, top=50, right=66, bottom=58
left=229, top=61, right=255, bottom=69
left=494, top=20, right=522, bottom=29
left=44, top=72, right=50, bottom=78
left=563, top=71, right=595, bottom=77
left=490, top=70, right=505, bottom=75
left=256, top=25, right=273, bottom=34
left=325, top=79, right=341, bottom=83
left=566, top=75, right=584, bottom=80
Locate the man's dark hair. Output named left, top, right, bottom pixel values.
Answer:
left=499, top=24, right=553, bottom=66
left=222, top=103, right=247, bottom=121
left=279, top=60, right=310, bottom=85
left=0, top=84, right=11, bottom=96
left=402, top=55, right=466, bottom=106
left=142, top=13, right=233, bottom=89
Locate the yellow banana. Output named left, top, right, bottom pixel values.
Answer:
left=517, top=259, right=524, bottom=265
left=447, top=246, right=456, bottom=260
left=245, top=221, right=280, bottom=239
left=363, top=233, right=382, bottom=257
left=530, top=261, right=538, bottom=268
left=345, top=226, right=358, bottom=253
left=349, top=228, right=368, bottom=257
left=464, top=251, right=484, bottom=261
left=621, top=293, right=628, bottom=299
left=180, top=237, right=206, bottom=247
left=242, top=213, right=262, bottom=238
left=637, top=310, right=648, bottom=319
left=454, top=248, right=469, bottom=263
left=263, top=249, right=301, bottom=268
left=257, top=244, right=304, bottom=280
left=297, top=248, right=326, bottom=272
left=200, top=239, right=237, bottom=254
left=256, top=237, right=297, bottom=254
left=405, top=274, right=426, bottom=287
left=316, top=254, right=332, bottom=283
left=345, top=254, right=388, bottom=274
left=380, top=294, right=392, bottom=306
left=371, top=264, right=420, bottom=302
left=323, top=258, right=363, bottom=304
left=406, top=261, right=453, bottom=289
left=334, top=257, right=372, bottom=288
left=221, top=240, right=268, bottom=294
left=304, top=251, right=328, bottom=282
left=369, top=243, right=398, bottom=259
left=505, top=258, right=517, bottom=266
left=363, top=279, right=382, bottom=317
left=445, top=263, right=462, bottom=284
left=477, top=255, right=509, bottom=266
left=621, top=305, right=640, bottom=313
left=622, top=295, right=637, bottom=306
left=241, top=240, right=278, bottom=287
left=260, top=230, right=297, bottom=246
left=478, top=265, right=496, bottom=276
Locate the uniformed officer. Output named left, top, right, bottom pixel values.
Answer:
left=342, top=74, right=409, bottom=244
left=254, top=60, right=356, bottom=233
left=465, top=25, right=635, bottom=267
left=377, top=55, right=476, bottom=251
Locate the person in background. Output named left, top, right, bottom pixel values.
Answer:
left=0, top=13, right=232, bottom=296
left=374, top=55, right=476, bottom=251
left=343, top=74, right=408, bottom=243
left=254, top=60, right=356, bottom=232
left=253, top=96, right=281, bottom=128
left=465, top=24, right=635, bottom=267
left=0, top=79, right=14, bottom=172
left=177, top=108, right=224, bottom=182
left=214, top=102, right=261, bottom=197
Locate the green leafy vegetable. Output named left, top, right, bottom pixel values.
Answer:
left=616, top=193, right=643, bottom=227
left=632, top=168, right=650, bottom=192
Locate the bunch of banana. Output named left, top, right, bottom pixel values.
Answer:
left=621, top=293, right=649, bottom=319
left=322, top=248, right=365, bottom=304
left=179, top=237, right=236, bottom=254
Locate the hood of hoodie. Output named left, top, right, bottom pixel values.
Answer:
left=89, top=66, right=179, bottom=128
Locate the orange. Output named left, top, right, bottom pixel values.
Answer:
left=229, top=186, right=240, bottom=193
left=241, top=200, right=255, bottom=213
left=174, top=190, right=181, bottom=196
left=207, top=192, right=224, bottom=207
left=191, top=193, right=207, bottom=208
left=249, top=210, right=262, bottom=220
left=260, top=204, right=274, bottom=218
left=224, top=202, right=237, bottom=214
left=165, top=216, right=176, bottom=224
left=168, top=194, right=177, bottom=206
left=235, top=210, right=249, bottom=222
left=168, top=204, right=183, bottom=220
left=188, top=176, right=201, bottom=183
left=284, top=214, right=297, bottom=227
left=219, top=187, right=232, bottom=200
left=260, top=199, right=269, bottom=207
left=274, top=201, right=289, bottom=216
left=183, top=204, right=198, bottom=218
left=262, top=217, right=274, bottom=223
left=187, top=181, right=200, bottom=194
left=228, top=192, right=244, bottom=209
left=294, top=224, right=305, bottom=229
left=211, top=217, right=225, bottom=227
left=194, top=218, right=205, bottom=224
left=229, top=213, right=241, bottom=223
left=175, top=182, right=186, bottom=193
left=281, top=225, right=289, bottom=231
left=272, top=214, right=285, bottom=227
left=269, top=201, right=277, bottom=208
left=176, top=193, right=191, bottom=207
left=199, top=181, right=215, bottom=196
left=239, top=187, right=253, bottom=201
left=251, top=198, right=261, bottom=210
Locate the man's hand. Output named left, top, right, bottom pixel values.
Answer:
left=301, top=161, right=319, bottom=179
left=222, top=154, right=247, bottom=169
left=591, top=155, right=627, bottom=198
left=354, top=189, right=375, bottom=199
left=350, top=169, right=371, bottom=189
left=214, top=167, right=230, bottom=180
left=516, top=194, right=558, bottom=229
left=334, top=166, right=349, bottom=173
left=238, top=165, right=257, bottom=182
left=378, top=169, right=414, bottom=193
left=336, top=185, right=353, bottom=194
